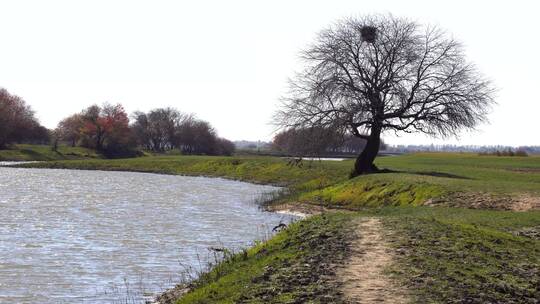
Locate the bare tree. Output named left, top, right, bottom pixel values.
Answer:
left=275, top=15, right=495, bottom=176
left=131, top=108, right=234, bottom=156
left=215, top=137, right=236, bottom=156
left=131, top=108, right=185, bottom=152
left=175, top=118, right=217, bottom=155
left=56, top=114, right=84, bottom=147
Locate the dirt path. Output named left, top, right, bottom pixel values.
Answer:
left=339, top=217, right=409, bottom=304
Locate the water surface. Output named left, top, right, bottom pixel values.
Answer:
left=0, top=167, right=292, bottom=303
left=0, top=161, right=38, bottom=166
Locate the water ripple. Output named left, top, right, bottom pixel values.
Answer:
left=0, top=167, right=293, bottom=303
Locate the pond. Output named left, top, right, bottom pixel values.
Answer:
left=0, top=167, right=294, bottom=303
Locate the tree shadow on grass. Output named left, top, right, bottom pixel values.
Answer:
left=412, top=171, right=474, bottom=180
left=376, top=168, right=473, bottom=180
left=19, top=149, right=57, bottom=161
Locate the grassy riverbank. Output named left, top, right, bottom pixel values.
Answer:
left=159, top=206, right=540, bottom=303
left=11, top=153, right=540, bottom=303
left=158, top=213, right=356, bottom=304
left=0, top=144, right=102, bottom=161
left=17, top=153, right=540, bottom=208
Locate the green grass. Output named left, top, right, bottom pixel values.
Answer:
left=298, top=173, right=448, bottom=209
left=173, top=213, right=355, bottom=304
left=295, top=153, right=540, bottom=209
left=373, top=207, right=540, bottom=303
left=0, top=144, right=102, bottom=161
left=375, top=153, right=540, bottom=195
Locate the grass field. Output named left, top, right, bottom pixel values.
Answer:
left=9, top=152, right=540, bottom=303
left=0, top=144, right=102, bottom=161
left=380, top=207, right=540, bottom=303
left=376, top=153, right=540, bottom=195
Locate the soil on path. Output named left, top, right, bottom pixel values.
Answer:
left=339, top=217, right=409, bottom=304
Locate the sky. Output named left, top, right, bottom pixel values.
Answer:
left=0, top=0, right=538, bottom=146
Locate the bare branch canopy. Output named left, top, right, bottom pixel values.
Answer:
left=274, top=14, right=495, bottom=176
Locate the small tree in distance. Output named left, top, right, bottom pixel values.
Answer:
left=56, top=114, right=84, bottom=147
left=275, top=15, right=495, bottom=176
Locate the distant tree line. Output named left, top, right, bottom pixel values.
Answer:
left=0, top=88, right=50, bottom=148
left=0, top=87, right=234, bottom=157
left=131, top=108, right=234, bottom=155
left=478, top=149, right=528, bottom=157
left=55, top=103, right=234, bottom=157
left=271, top=127, right=387, bottom=157
left=386, top=144, right=540, bottom=155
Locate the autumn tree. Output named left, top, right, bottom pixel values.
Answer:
left=100, top=103, right=134, bottom=156
left=80, top=105, right=106, bottom=150
left=0, top=88, right=48, bottom=148
left=72, top=103, right=134, bottom=155
left=275, top=15, right=495, bottom=176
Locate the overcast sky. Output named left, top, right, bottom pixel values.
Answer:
left=0, top=0, right=538, bottom=146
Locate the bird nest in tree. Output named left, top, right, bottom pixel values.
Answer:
left=360, top=26, right=377, bottom=43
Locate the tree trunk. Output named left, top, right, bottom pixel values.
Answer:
left=351, top=128, right=381, bottom=177
left=96, top=131, right=104, bottom=151
left=96, top=137, right=102, bottom=151
left=52, top=138, right=58, bottom=152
